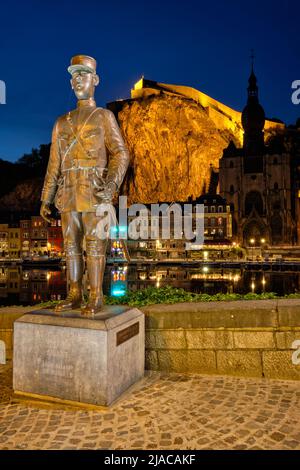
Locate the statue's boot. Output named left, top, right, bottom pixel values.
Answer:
left=81, top=255, right=105, bottom=318
left=55, top=255, right=84, bottom=313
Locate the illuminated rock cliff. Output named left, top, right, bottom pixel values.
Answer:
left=112, top=78, right=284, bottom=204
left=117, top=94, right=237, bottom=203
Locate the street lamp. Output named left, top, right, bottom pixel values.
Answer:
left=249, top=238, right=255, bottom=261
left=260, top=238, right=266, bottom=263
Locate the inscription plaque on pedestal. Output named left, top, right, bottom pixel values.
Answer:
left=13, top=306, right=145, bottom=406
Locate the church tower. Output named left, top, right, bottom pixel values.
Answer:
left=219, top=59, right=294, bottom=247
left=241, top=64, right=265, bottom=157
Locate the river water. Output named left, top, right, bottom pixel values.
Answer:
left=0, top=262, right=299, bottom=306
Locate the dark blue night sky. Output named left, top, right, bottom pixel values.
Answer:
left=0, top=0, right=299, bottom=161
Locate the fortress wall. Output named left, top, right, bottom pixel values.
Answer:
left=131, top=80, right=285, bottom=142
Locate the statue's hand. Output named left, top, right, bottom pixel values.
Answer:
left=95, top=181, right=117, bottom=204
left=40, top=202, right=52, bottom=223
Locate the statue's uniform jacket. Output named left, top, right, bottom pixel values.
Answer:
left=41, top=106, right=129, bottom=212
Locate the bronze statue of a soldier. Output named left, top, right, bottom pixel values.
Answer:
left=40, top=55, right=129, bottom=317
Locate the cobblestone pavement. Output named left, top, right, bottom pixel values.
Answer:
left=1, top=362, right=300, bottom=450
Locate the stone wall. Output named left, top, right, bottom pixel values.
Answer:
left=1, top=300, right=300, bottom=380
left=142, top=299, right=300, bottom=381
left=0, top=307, right=34, bottom=359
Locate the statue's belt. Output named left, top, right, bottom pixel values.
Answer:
left=61, top=159, right=106, bottom=172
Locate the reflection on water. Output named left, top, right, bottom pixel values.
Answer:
left=124, top=265, right=300, bottom=297
left=0, top=263, right=300, bottom=306
left=0, top=265, right=66, bottom=306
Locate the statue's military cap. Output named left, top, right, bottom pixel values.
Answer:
left=68, top=55, right=97, bottom=75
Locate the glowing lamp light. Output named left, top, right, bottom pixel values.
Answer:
left=111, top=288, right=126, bottom=297
left=203, top=266, right=209, bottom=273
left=250, top=238, right=255, bottom=245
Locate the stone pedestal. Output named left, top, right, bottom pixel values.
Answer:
left=13, top=306, right=144, bottom=406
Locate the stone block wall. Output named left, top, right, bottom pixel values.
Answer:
left=0, top=307, right=33, bottom=359
left=1, top=300, right=300, bottom=380
left=142, top=299, right=300, bottom=380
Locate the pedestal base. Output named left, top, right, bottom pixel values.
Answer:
left=13, top=306, right=145, bottom=406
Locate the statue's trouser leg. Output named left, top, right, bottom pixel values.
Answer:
left=55, top=211, right=84, bottom=312
left=81, top=212, right=108, bottom=317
